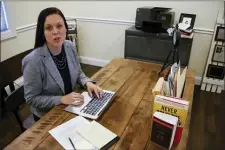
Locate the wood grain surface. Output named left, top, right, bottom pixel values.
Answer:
left=4, top=58, right=195, bottom=150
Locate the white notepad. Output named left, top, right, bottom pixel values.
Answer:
left=77, top=121, right=119, bottom=150
left=49, top=116, right=96, bottom=150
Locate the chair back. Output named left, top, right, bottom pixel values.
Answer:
left=0, top=49, right=33, bottom=118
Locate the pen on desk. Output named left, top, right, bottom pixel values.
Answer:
left=68, top=137, right=76, bottom=150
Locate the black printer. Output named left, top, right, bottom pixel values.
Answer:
left=135, top=7, right=175, bottom=33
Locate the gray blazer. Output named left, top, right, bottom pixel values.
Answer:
left=22, top=40, right=93, bottom=118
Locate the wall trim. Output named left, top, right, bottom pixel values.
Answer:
left=68, top=16, right=214, bottom=35
left=193, top=28, right=214, bottom=35
left=79, top=56, right=110, bottom=67
left=67, top=16, right=135, bottom=26
left=79, top=56, right=202, bottom=85
left=16, top=23, right=36, bottom=33
left=16, top=16, right=214, bottom=35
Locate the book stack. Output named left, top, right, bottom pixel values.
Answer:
left=151, top=63, right=189, bottom=148
left=180, top=28, right=193, bottom=39
left=178, top=22, right=193, bottom=39
left=152, top=95, right=189, bottom=146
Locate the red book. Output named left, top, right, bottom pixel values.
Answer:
left=174, top=127, right=183, bottom=144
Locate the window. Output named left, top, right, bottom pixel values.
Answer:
left=1, top=1, right=16, bottom=41
left=1, top=1, right=8, bottom=32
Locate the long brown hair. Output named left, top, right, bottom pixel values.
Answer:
left=34, top=7, right=68, bottom=49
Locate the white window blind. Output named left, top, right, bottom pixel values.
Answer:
left=1, top=1, right=8, bottom=32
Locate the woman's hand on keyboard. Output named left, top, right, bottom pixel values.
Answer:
left=85, top=82, right=104, bottom=99
left=61, top=92, right=84, bottom=105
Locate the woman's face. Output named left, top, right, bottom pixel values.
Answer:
left=44, top=14, right=66, bottom=49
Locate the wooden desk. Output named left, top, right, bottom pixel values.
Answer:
left=4, top=58, right=195, bottom=150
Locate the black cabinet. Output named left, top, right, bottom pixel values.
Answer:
left=125, top=26, right=193, bottom=66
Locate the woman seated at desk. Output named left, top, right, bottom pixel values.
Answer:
left=22, top=7, right=103, bottom=121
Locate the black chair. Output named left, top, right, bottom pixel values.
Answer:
left=0, top=49, right=33, bottom=132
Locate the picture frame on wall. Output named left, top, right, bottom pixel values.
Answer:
left=206, top=64, right=225, bottom=80
left=179, top=13, right=196, bottom=29
left=212, top=44, right=225, bottom=63
left=215, top=26, right=225, bottom=42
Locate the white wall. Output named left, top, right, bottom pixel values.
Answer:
left=1, top=1, right=224, bottom=77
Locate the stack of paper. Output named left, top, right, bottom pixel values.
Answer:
left=152, top=62, right=187, bottom=98
left=178, top=22, right=190, bottom=31
left=176, top=67, right=187, bottom=98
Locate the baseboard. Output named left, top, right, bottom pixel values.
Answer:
left=195, top=76, right=202, bottom=86
left=79, top=56, right=110, bottom=67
